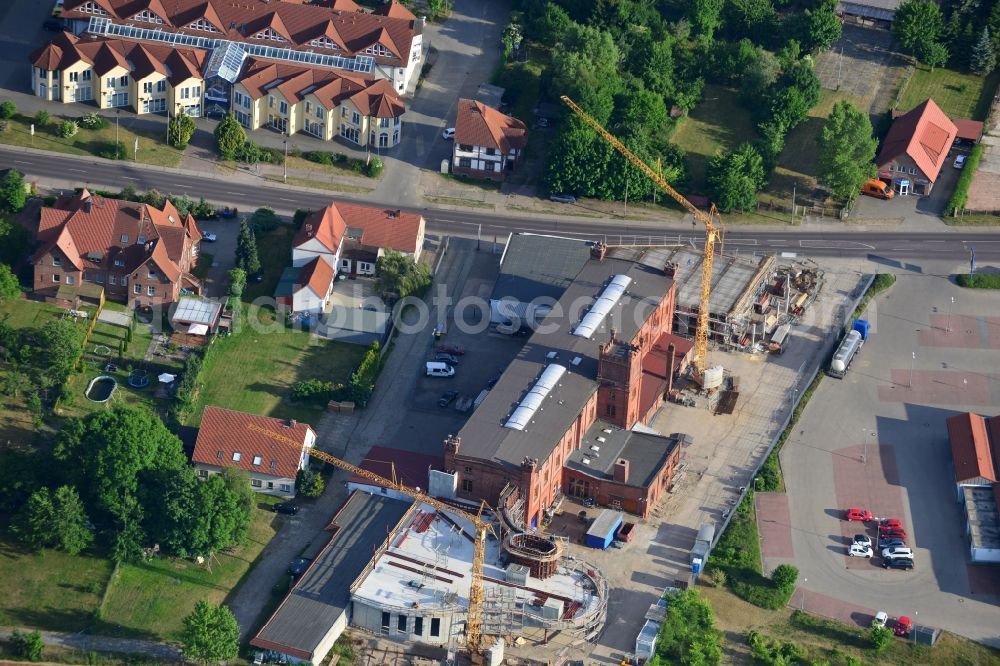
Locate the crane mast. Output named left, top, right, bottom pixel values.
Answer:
left=246, top=424, right=493, bottom=656
left=559, top=95, right=720, bottom=375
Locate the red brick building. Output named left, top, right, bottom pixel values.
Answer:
left=32, top=189, right=203, bottom=308
left=441, top=236, right=687, bottom=528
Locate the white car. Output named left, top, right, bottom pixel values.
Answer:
left=954, top=154, right=967, bottom=169
left=442, top=127, right=455, bottom=140
left=872, top=611, right=888, bottom=628
left=202, top=232, right=218, bottom=242
left=882, top=546, right=914, bottom=560
left=849, top=543, right=873, bottom=558
left=853, top=534, right=872, bottom=548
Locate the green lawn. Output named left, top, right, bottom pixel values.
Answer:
left=898, top=66, right=1000, bottom=121
left=671, top=85, right=758, bottom=194
left=184, top=318, right=366, bottom=426
left=243, top=225, right=294, bottom=303
left=98, top=500, right=283, bottom=640
left=0, top=297, right=61, bottom=329
left=0, top=112, right=184, bottom=168
left=0, top=534, right=114, bottom=633
left=764, top=89, right=865, bottom=206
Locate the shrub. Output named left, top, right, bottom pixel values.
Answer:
left=296, top=468, right=325, bottom=498
left=57, top=120, right=78, bottom=138
left=79, top=112, right=109, bottom=129
left=870, top=624, right=892, bottom=652
left=99, top=142, right=127, bottom=160
left=303, top=150, right=335, bottom=166
left=349, top=341, right=381, bottom=407
left=260, top=146, right=284, bottom=164
left=771, top=563, right=798, bottom=591
left=947, top=143, right=984, bottom=213
left=291, top=379, right=334, bottom=403
left=0, top=100, right=16, bottom=119
left=956, top=273, right=1000, bottom=289
left=709, top=567, right=727, bottom=588
left=168, top=112, right=196, bottom=149
left=364, top=156, right=384, bottom=178
left=250, top=207, right=281, bottom=233
left=33, top=110, right=50, bottom=126
left=10, top=630, right=44, bottom=662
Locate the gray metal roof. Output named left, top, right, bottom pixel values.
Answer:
left=587, top=509, right=623, bottom=539
left=837, top=0, right=901, bottom=20
left=565, top=420, right=682, bottom=489
left=459, top=248, right=674, bottom=469
left=490, top=234, right=594, bottom=305
left=251, top=493, right=411, bottom=658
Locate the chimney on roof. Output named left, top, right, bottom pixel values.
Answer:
left=613, top=458, right=629, bottom=484
left=84, top=198, right=93, bottom=213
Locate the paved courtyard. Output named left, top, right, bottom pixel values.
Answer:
left=813, top=26, right=910, bottom=115
left=778, top=260, right=1000, bottom=647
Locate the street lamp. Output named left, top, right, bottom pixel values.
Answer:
left=115, top=109, right=120, bottom=151
left=909, top=351, right=916, bottom=389
left=283, top=136, right=288, bottom=183
left=754, top=476, right=762, bottom=492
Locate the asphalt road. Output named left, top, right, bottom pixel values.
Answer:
left=5, top=146, right=999, bottom=261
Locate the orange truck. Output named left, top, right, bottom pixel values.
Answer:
left=861, top=178, right=894, bottom=199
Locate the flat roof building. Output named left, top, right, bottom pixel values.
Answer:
left=945, top=412, right=1000, bottom=564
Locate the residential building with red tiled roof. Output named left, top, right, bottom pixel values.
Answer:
left=275, top=256, right=335, bottom=314
left=192, top=406, right=317, bottom=496
left=452, top=98, right=528, bottom=181
left=877, top=98, right=958, bottom=196
left=33, top=189, right=203, bottom=308
left=56, top=0, right=424, bottom=93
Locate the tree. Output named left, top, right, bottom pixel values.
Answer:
left=635, top=34, right=675, bottom=99
left=54, top=406, right=187, bottom=521
left=10, top=630, right=44, bottom=662
left=893, top=0, right=944, bottom=60
left=971, top=27, right=997, bottom=75
left=296, top=467, right=325, bottom=498
left=918, top=40, right=949, bottom=70
left=501, top=21, right=522, bottom=60
left=375, top=250, right=431, bottom=300
left=0, top=168, right=27, bottom=212
left=870, top=624, right=893, bottom=651
left=818, top=100, right=878, bottom=199
left=168, top=111, right=197, bottom=149
left=193, top=467, right=255, bottom=555
left=214, top=113, right=246, bottom=160
left=688, top=0, right=725, bottom=40
left=0, top=100, right=16, bottom=119
left=652, top=589, right=722, bottom=665
left=708, top=143, right=766, bottom=213
left=790, top=0, right=842, bottom=54
left=770, top=563, right=799, bottom=591
left=13, top=486, right=94, bottom=555
left=525, top=2, right=572, bottom=42
left=235, top=217, right=260, bottom=276
left=181, top=601, right=240, bottom=665
left=34, top=318, right=83, bottom=385
left=227, top=267, right=246, bottom=298
left=34, top=110, right=50, bottom=126
left=0, top=263, right=19, bottom=302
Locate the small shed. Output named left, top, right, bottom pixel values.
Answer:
left=170, top=296, right=222, bottom=335
left=585, top=509, right=624, bottom=550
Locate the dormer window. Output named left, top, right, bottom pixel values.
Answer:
left=232, top=452, right=242, bottom=462
left=114, top=258, right=125, bottom=267
left=52, top=257, right=61, bottom=267
left=121, top=234, right=129, bottom=243
left=253, top=28, right=286, bottom=42
left=309, top=37, right=339, bottom=50
left=136, top=235, right=146, bottom=244
left=363, top=43, right=393, bottom=58
left=253, top=455, right=262, bottom=466
left=132, top=9, right=163, bottom=23
left=188, top=18, right=219, bottom=33
left=148, top=268, right=156, bottom=278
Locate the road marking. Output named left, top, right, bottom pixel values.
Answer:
left=123, top=176, right=139, bottom=180
left=724, top=239, right=759, bottom=245
left=799, top=240, right=875, bottom=250
left=225, top=191, right=243, bottom=195
left=767, top=240, right=790, bottom=245
left=68, top=168, right=86, bottom=173
left=928, top=240, right=944, bottom=243
left=13, top=160, right=28, bottom=164
left=278, top=197, right=295, bottom=202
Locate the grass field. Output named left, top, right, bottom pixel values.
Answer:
left=898, top=66, right=1000, bottom=121
left=184, top=319, right=366, bottom=426
left=764, top=89, right=866, bottom=207
left=0, top=534, right=114, bottom=632
left=0, top=297, right=61, bottom=329
left=98, top=499, right=283, bottom=640
left=671, top=85, right=758, bottom=194
left=0, top=112, right=183, bottom=168
left=243, top=226, right=294, bottom=304
left=699, top=584, right=1000, bottom=665
left=0, top=299, right=63, bottom=443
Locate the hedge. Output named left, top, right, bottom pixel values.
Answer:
left=955, top=273, right=1000, bottom=289
left=946, top=143, right=984, bottom=214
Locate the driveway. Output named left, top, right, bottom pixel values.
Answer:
left=778, top=262, right=1000, bottom=647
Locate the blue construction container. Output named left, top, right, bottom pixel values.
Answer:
left=585, top=509, right=624, bottom=549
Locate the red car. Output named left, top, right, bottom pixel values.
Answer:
left=880, top=518, right=903, bottom=529
left=845, top=508, right=873, bottom=522
left=436, top=344, right=466, bottom=356
left=880, top=528, right=908, bottom=540
left=894, top=616, right=912, bottom=637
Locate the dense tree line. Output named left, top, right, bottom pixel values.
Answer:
left=4, top=406, right=254, bottom=563
left=511, top=0, right=837, bottom=204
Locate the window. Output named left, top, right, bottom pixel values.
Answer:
left=109, top=274, right=117, bottom=285
left=82, top=70, right=91, bottom=81
left=253, top=455, right=262, bottom=466
left=396, top=615, right=407, bottom=632
left=235, top=109, right=251, bottom=128
left=351, top=111, right=360, bottom=124
left=120, top=234, right=129, bottom=243
left=133, top=284, right=140, bottom=294
left=251, top=479, right=263, bottom=488
left=269, top=95, right=274, bottom=109
left=242, top=95, right=250, bottom=109
left=462, top=478, right=473, bottom=492
left=909, top=167, right=917, bottom=175
left=464, top=466, right=472, bottom=473
left=280, top=483, right=291, bottom=492
left=279, top=100, right=288, bottom=114
left=188, top=18, right=219, bottom=33
left=486, top=148, right=496, bottom=156
left=234, top=91, right=243, bottom=106
left=458, top=157, right=471, bottom=168
left=198, top=469, right=208, bottom=478
left=267, top=481, right=274, bottom=489
left=52, top=257, right=61, bottom=266
left=379, top=133, right=388, bottom=147
left=157, top=80, right=166, bottom=92
left=316, top=106, right=323, bottom=119
left=458, top=144, right=473, bottom=152
left=605, top=404, right=616, bottom=417
left=341, top=107, right=348, bottom=118
left=52, top=274, right=60, bottom=283
left=69, top=71, right=79, bottom=83
left=310, top=36, right=339, bottom=50
left=380, top=117, right=390, bottom=128
left=137, top=235, right=146, bottom=244
left=143, top=81, right=152, bottom=94
left=79, top=1, right=109, bottom=15
left=232, top=452, right=242, bottom=462
left=119, top=75, right=129, bottom=87
left=381, top=612, right=390, bottom=632
left=122, top=275, right=127, bottom=286
left=106, top=76, right=115, bottom=88
left=430, top=618, right=441, bottom=637
left=305, top=102, right=311, bottom=114
left=363, top=43, right=392, bottom=57
left=254, top=28, right=286, bottom=42
left=414, top=617, right=423, bottom=636
left=133, top=9, right=163, bottom=23
left=181, top=87, right=189, bottom=100
left=148, top=268, right=156, bottom=278
left=95, top=273, right=104, bottom=284
left=192, top=85, right=201, bottom=97
left=147, top=285, right=155, bottom=296
left=66, top=275, right=75, bottom=285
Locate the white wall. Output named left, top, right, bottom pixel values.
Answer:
left=351, top=600, right=455, bottom=645
left=195, top=464, right=296, bottom=496
left=292, top=285, right=328, bottom=315
left=293, top=238, right=341, bottom=270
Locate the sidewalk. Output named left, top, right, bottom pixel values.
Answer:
left=0, top=627, right=181, bottom=661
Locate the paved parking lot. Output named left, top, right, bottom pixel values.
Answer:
left=778, top=260, right=1000, bottom=647
left=813, top=26, right=909, bottom=114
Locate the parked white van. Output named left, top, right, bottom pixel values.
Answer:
left=426, top=361, right=455, bottom=377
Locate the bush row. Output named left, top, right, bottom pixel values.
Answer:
left=348, top=341, right=382, bottom=407
left=947, top=143, right=985, bottom=214
left=956, top=273, right=1000, bottom=289
left=301, top=150, right=384, bottom=177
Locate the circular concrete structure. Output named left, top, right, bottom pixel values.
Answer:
left=504, top=533, right=563, bottom=579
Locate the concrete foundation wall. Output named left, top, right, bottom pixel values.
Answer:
left=351, top=601, right=455, bottom=645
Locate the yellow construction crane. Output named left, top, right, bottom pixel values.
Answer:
left=246, top=424, right=496, bottom=658
left=560, top=95, right=721, bottom=378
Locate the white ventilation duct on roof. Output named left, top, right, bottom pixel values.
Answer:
left=504, top=364, right=567, bottom=431
left=572, top=274, right=632, bottom=339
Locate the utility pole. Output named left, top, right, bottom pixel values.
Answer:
left=134, top=136, right=138, bottom=161
left=115, top=109, right=120, bottom=151
left=947, top=296, right=955, bottom=332
left=791, top=185, right=796, bottom=218
left=283, top=135, right=288, bottom=183
left=909, top=351, right=915, bottom=388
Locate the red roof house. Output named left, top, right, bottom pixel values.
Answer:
left=946, top=412, right=997, bottom=487
left=877, top=99, right=958, bottom=195
left=452, top=98, right=528, bottom=181
left=191, top=406, right=317, bottom=496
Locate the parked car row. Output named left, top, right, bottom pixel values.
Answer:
left=843, top=509, right=914, bottom=571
